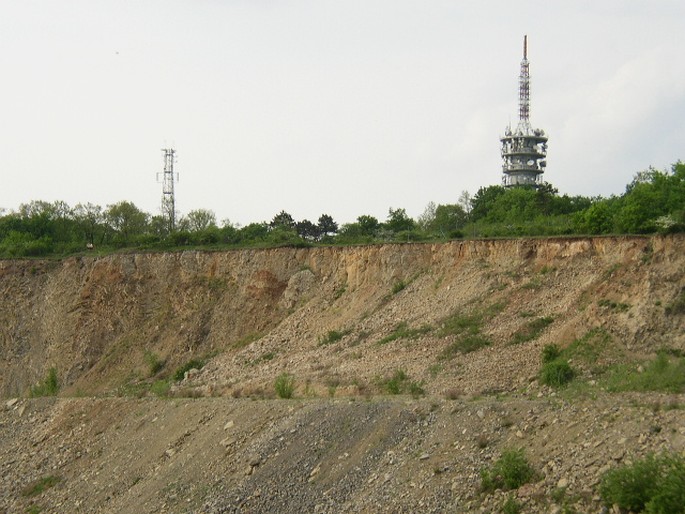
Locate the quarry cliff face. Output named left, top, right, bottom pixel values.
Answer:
left=1, top=235, right=683, bottom=398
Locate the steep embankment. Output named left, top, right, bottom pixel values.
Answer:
left=1, top=236, right=684, bottom=513
left=1, top=236, right=682, bottom=397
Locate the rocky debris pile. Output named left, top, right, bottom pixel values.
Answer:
left=3, top=391, right=683, bottom=513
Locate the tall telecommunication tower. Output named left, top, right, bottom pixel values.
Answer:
left=500, top=35, right=548, bottom=187
left=159, top=148, right=178, bottom=233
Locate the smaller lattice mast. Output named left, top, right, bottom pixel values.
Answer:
left=500, top=35, right=548, bottom=187
left=159, top=148, right=177, bottom=233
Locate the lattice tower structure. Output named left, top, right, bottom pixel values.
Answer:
left=500, top=35, right=548, bottom=187
left=160, top=148, right=177, bottom=233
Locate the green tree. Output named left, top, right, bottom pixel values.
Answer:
left=296, top=219, right=320, bottom=240
left=385, top=208, right=415, bottom=233
left=182, top=209, right=217, bottom=232
left=317, top=214, right=338, bottom=237
left=270, top=210, right=296, bottom=230
left=104, top=201, right=149, bottom=244
left=430, top=204, right=467, bottom=236
left=73, top=202, right=103, bottom=245
left=470, top=185, right=506, bottom=221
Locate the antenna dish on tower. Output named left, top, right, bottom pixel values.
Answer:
left=499, top=35, right=549, bottom=188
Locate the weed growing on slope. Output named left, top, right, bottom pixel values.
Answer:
left=597, top=299, right=630, bottom=312
left=541, top=344, right=562, bottom=363
left=149, top=379, right=171, bottom=397
left=21, top=475, right=61, bottom=497
left=230, top=332, right=263, bottom=350
left=143, top=350, right=165, bottom=376
left=599, top=453, right=685, bottom=513
left=319, top=329, right=352, bottom=346
left=274, top=373, right=295, bottom=399
left=29, top=368, right=59, bottom=397
left=379, top=369, right=425, bottom=397
left=481, top=448, right=538, bottom=492
left=502, top=495, right=523, bottom=514
left=437, top=302, right=505, bottom=359
left=540, top=359, right=575, bottom=388
left=173, top=359, right=205, bottom=381
left=510, top=316, right=554, bottom=345
left=391, top=280, right=407, bottom=294
left=605, top=352, right=685, bottom=393
left=378, top=322, right=432, bottom=345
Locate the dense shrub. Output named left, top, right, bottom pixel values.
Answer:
left=481, top=449, right=538, bottom=492
left=274, top=373, right=295, bottom=399
left=540, top=359, right=575, bottom=387
left=599, top=453, right=685, bottom=513
left=173, top=359, right=205, bottom=381
left=30, top=367, right=59, bottom=397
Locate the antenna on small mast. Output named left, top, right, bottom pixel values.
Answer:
left=523, top=34, right=527, bottom=60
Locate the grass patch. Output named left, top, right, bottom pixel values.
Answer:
left=437, top=301, right=505, bottom=359
left=149, top=379, right=171, bottom=397
left=605, top=353, right=685, bottom=393
left=319, top=329, right=351, bottom=346
left=439, top=335, right=491, bottom=359
left=379, top=322, right=432, bottom=345
left=564, top=328, right=612, bottom=364
left=541, top=343, right=562, bottom=363
left=379, top=369, right=425, bottom=397
left=173, top=358, right=205, bottom=381
left=274, top=373, right=295, bottom=399
left=248, top=352, right=277, bottom=366
left=21, top=475, right=61, bottom=497
left=143, top=350, right=164, bottom=376
left=481, top=449, right=538, bottom=492
left=521, top=277, right=542, bottom=289
left=29, top=368, right=59, bottom=397
left=510, top=316, right=553, bottom=345
left=599, top=453, right=685, bottom=513
left=540, top=359, right=575, bottom=388
left=598, top=298, right=630, bottom=312
left=502, top=495, right=523, bottom=514
left=391, top=280, right=407, bottom=294
left=230, top=332, right=263, bottom=350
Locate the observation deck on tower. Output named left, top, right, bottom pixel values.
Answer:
left=500, top=35, right=548, bottom=187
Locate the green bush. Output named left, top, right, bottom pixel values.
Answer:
left=274, top=373, right=295, bottom=399
left=540, top=359, right=575, bottom=387
left=502, top=495, right=522, bottom=514
left=319, top=329, right=350, bottom=346
left=30, top=367, right=59, bottom=397
left=481, top=448, right=537, bottom=492
left=173, top=359, right=205, bottom=381
left=391, top=280, right=407, bottom=294
left=144, top=350, right=164, bottom=376
left=599, top=454, right=685, bottom=513
left=542, top=344, right=562, bottom=363
left=149, top=379, right=171, bottom=397
left=385, top=369, right=408, bottom=394
left=380, top=369, right=425, bottom=397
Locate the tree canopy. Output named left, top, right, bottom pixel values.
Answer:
left=0, top=161, right=682, bottom=258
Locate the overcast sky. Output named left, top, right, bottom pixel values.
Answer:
left=1, top=1, right=684, bottom=226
